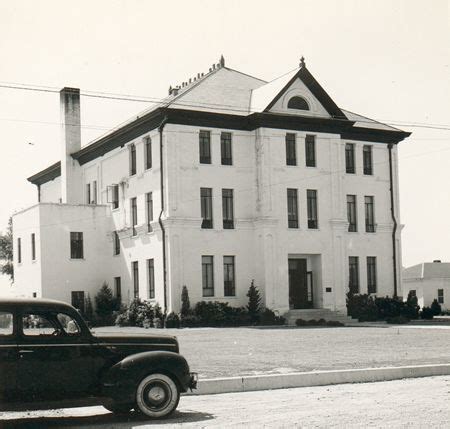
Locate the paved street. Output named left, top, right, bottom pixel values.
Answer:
left=2, top=376, right=449, bottom=428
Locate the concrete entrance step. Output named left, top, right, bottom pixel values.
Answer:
left=284, top=309, right=355, bottom=326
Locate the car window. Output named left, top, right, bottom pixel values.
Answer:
left=57, top=313, right=81, bottom=335
left=0, top=312, right=13, bottom=336
left=22, top=313, right=58, bottom=336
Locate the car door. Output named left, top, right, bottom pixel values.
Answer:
left=0, top=309, right=18, bottom=404
left=16, top=309, right=97, bottom=401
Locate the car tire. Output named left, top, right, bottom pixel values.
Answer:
left=103, top=403, right=133, bottom=415
left=135, top=373, right=180, bottom=419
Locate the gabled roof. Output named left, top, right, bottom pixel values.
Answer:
left=403, top=262, right=450, bottom=280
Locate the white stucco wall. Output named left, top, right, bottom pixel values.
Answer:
left=403, top=278, right=449, bottom=311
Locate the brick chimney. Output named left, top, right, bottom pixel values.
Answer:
left=60, top=87, right=82, bottom=204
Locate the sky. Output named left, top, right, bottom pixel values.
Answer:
left=0, top=0, right=449, bottom=290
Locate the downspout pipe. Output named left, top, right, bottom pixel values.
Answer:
left=158, top=115, right=169, bottom=313
left=388, top=143, right=398, bottom=298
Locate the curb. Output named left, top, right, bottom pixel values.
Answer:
left=186, top=363, right=450, bottom=396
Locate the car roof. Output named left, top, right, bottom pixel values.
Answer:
left=0, top=297, right=74, bottom=311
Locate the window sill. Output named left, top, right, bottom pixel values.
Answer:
left=305, top=165, right=317, bottom=169
left=70, top=258, right=85, bottom=261
left=111, top=207, right=120, bottom=212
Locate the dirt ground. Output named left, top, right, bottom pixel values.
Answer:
left=2, top=376, right=449, bottom=428
left=95, top=325, right=450, bottom=378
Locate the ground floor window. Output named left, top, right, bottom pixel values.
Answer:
left=114, top=277, right=121, bottom=301
left=223, top=256, right=235, bottom=296
left=348, top=256, right=359, bottom=294
left=70, top=232, right=84, bottom=259
left=438, top=289, right=444, bottom=304
left=132, top=261, right=139, bottom=298
left=202, top=256, right=214, bottom=297
left=367, top=257, right=377, bottom=294
left=148, top=259, right=155, bottom=299
left=71, top=291, right=85, bottom=313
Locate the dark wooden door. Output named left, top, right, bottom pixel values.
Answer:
left=289, top=258, right=309, bottom=309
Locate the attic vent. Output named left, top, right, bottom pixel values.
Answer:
left=287, top=96, right=310, bottom=111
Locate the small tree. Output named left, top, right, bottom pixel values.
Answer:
left=430, top=299, right=442, bottom=316
left=95, top=283, right=119, bottom=326
left=0, top=217, right=13, bottom=282
left=247, top=280, right=262, bottom=324
left=181, top=285, right=191, bottom=317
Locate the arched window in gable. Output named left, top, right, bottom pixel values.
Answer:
left=287, top=96, right=310, bottom=111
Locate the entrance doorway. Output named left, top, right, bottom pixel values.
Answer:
left=288, top=258, right=313, bottom=309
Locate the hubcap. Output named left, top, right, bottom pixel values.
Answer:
left=148, top=386, right=166, bottom=403
left=142, top=381, right=171, bottom=410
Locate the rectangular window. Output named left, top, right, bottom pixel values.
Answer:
left=17, top=238, right=21, bottom=263
left=365, top=196, right=375, bottom=232
left=222, top=189, right=234, bottom=229
left=132, top=261, right=139, bottom=299
left=113, top=231, right=120, bottom=255
left=367, top=257, right=377, bottom=294
left=221, top=132, right=232, bottom=165
left=92, top=180, right=97, bottom=204
left=347, top=195, right=357, bottom=232
left=146, top=192, right=153, bottom=232
left=285, top=133, right=297, bottom=166
left=129, top=143, right=136, bottom=176
left=200, top=188, right=213, bottom=229
left=287, top=188, right=299, bottom=228
left=31, top=233, right=36, bottom=261
left=110, top=184, right=119, bottom=209
left=199, top=130, right=211, bottom=164
left=409, top=290, right=416, bottom=297
left=438, top=289, right=444, bottom=304
left=305, top=135, right=316, bottom=167
left=148, top=259, right=155, bottom=299
left=70, top=232, right=83, bottom=259
left=307, top=189, right=318, bottom=229
left=0, top=312, right=13, bottom=336
left=71, top=291, right=85, bottom=313
left=114, top=277, right=121, bottom=301
left=86, top=183, right=91, bottom=204
left=223, top=256, right=235, bottom=296
left=345, top=143, right=355, bottom=174
left=363, top=145, right=373, bottom=175
left=202, top=256, right=214, bottom=297
left=131, top=197, right=138, bottom=236
left=145, top=137, right=152, bottom=170
left=349, top=256, right=359, bottom=294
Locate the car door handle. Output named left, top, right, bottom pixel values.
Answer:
left=19, top=349, right=34, bottom=354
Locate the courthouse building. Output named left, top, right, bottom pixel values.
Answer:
left=12, top=57, right=410, bottom=317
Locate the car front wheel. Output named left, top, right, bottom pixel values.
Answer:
left=135, top=373, right=180, bottom=418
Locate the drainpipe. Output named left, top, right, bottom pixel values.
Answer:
left=388, top=143, right=398, bottom=298
left=158, top=115, right=169, bottom=313
left=37, top=184, right=41, bottom=203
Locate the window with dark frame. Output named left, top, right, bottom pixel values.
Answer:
left=221, top=132, right=232, bottom=165
left=347, top=195, right=357, bottom=232
left=71, top=291, right=85, bottom=313
left=86, top=183, right=91, bottom=204
left=31, top=233, right=36, bottom=261
left=287, top=188, right=299, bottom=228
left=438, top=289, right=444, bottom=304
left=131, top=197, right=137, bottom=236
left=199, top=130, right=211, bottom=164
left=285, top=133, right=297, bottom=166
left=287, top=96, right=309, bottom=110
left=145, top=137, right=152, bottom=170
left=307, top=189, right=318, bottom=229
left=200, top=188, right=213, bottom=229
left=111, top=184, right=119, bottom=209
left=345, top=143, right=355, bottom=174
left=114, top=277, right=121, bottom=301
left=132, top=261, right=139, bottom=299
left=365, top=196, right=375, bottom=232
left=17, top=237, right=21, bottom=263
left=70, top=232, right=83, bottom=259
left=129, top=143, right=136, bottom=176
left=113, top=231, right=120, bottom=255
left=367, top=256, right=377, bottom=294
left=305, top=135, right=316, bottom=167
left=348, top=256, right=359, bottom=294
left=222, top=189, right=234, bottom=229
left=147, top=259, right=155, bottom=299
left=92, top=181, right=97, bottom=204
left=146, top=192, right=153, bottom=232
left=223, top=256, right=235, bottom=296
left=202, top=255, right=214, bottom=297
left=363, top=145, right=373, bottom=175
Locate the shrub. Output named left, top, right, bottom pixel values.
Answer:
left=247, top=280, right=262, bottom=324
left=347, top=292, right=378, bottom=321
left=95, top=283, right=119, bottom=326
left=180, top=286, right=191, bottom=318
left=259, top=308, right=285, bottom=326
left=165, top=312, right=180, bottom=328
left=403, top=291, right=420, bottom=320
left=193, top=301, right=228, bottom=327
left=180, top=314, right=201, bottom=328
left=421, top=306, right=434, bottom=320
left=295, top=318, right=344, bottom=327
left=326, top=320, right=345, bottom=327
left=386, top=315, right=409, bottom=324
left=295, top=318, right=308, bottom=326
left=430, top=299, right=442, bottom=316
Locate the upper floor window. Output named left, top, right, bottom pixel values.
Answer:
left=92, top=180, right=97, bottom=204
left=146, top=192, right=153, bottom=232
left=144, top=137, right=152, bottom=170
left=70, top=232, right=84, bottom=259
left=285, top=133, right=296, bottom=166
left=17, top=237, right=22, bottom=264
left=348, top=256, right=359, bottom=294
left=199, top=130, right=211, bottom=164
left=367, top=256, right=377, bottom=294
left=345, top=143, right=355, bottom=174
left=305, top=135, right=316, bottom=167
left=129, top=143, right=136, bottom=176
left=363, top=145, right=373, bottom=175
left=31, top=233, right=36, bottom=261
left=365, top=196, right=375, bottom=232
left=130, top=197, right=138, bottom=236
left=287, top=96, right=309, bottom=111
left=222, top=189, right=234, bottom=229
left=107, top=184, right=119, bottom=209
left=347, top=195, right=357, bottom=232
left=200, top=188, right=213, bottom=229
left=307, top=190, right=318, bottom=229
left=221, top=132, right=232, bottom=165
left=287, top=188, right=299, bottom=229
left=202, top=255, right=214, bottom=297
left=86, top=183, right=91, bottom=204
left=113, top=231, right=120, bottom=255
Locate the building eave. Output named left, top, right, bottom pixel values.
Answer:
left=27, top=161, right=61, bottom=185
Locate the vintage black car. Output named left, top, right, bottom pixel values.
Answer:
left=0, top=298, right=197, bottom=418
